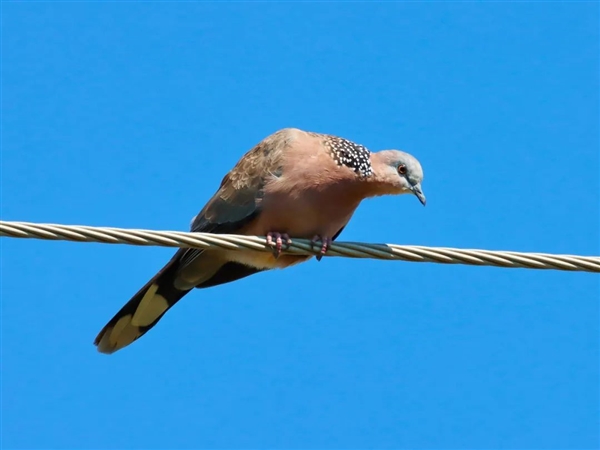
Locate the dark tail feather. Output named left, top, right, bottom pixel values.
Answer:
left=94, top=254, right=190, bottom=354
left=95, top=253, right=266, bottom=354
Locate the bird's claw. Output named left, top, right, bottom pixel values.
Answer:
left=266, top=232, right=292, bottom=258
left=311, top=235, right=332, bottom=261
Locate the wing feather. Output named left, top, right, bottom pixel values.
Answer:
left=180, top=130, right=291, bottom=269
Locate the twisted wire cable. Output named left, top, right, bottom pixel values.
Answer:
left=1, top=220, right=598, bottom=273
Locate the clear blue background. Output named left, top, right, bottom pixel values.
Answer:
left=2, top=2, right=598, bottom=449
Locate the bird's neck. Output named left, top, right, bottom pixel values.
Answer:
left=361, top=154, right=404, bottom=198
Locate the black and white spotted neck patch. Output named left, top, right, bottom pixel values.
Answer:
left=324, top=136, right=373, bottom=178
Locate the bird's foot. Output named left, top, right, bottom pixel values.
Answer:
left=266, top=232, right=292, bottom=258
left=311, top=235, right=333, bottom=262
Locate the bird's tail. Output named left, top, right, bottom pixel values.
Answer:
left=94, top=254, right=191, bottom=354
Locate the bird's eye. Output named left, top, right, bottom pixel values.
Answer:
left=398, top=164, right=407, bottom=175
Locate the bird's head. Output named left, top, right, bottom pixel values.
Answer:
left=371, top=150, right=426, bottom=206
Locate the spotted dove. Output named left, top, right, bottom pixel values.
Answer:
left=95, top=128, right=426, bottom=353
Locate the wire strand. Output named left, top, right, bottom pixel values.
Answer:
left=1, top=220, right=598, bottom=273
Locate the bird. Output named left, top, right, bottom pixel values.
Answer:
left=94, top=128, right=426, bottom=353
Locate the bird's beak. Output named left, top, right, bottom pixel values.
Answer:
left=411, top=183, right=426, bottom=206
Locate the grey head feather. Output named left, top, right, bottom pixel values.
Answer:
left=378, top=149, right=426, bottom=205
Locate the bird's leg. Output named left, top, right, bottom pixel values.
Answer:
left=266, top=232, right=292, bottom=258
left=311, top=235, right=333, bottom=261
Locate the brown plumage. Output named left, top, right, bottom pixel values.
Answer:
left=95, top=128, right=426, bottom=354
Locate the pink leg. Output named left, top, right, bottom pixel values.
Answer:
left=311, top=235, right=333, bottom=261
left=266, top=232, right=292, bottom=258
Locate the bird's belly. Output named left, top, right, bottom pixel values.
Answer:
left=226, top=191, right=355, bottom=270
left=225, top=248, right=311, bottom=270
left=249, top=190, right=359, bottom=239
left=232, top=178, right=362, bottom=269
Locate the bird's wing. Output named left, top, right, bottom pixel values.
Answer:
left=179, top=130, right=290, bottom=269
left=95, top=131, right=292, bottom=354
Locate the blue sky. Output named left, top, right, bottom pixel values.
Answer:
left=2, top=2, right=598, bottom=449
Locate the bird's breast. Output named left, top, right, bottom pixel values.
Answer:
left=247, top=172, right=363, bottom=239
